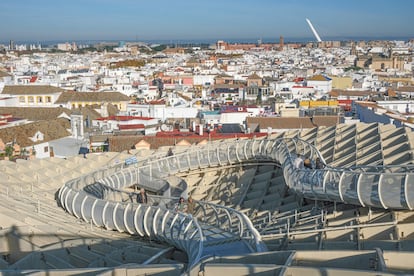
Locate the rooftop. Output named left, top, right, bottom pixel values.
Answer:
left=2, top=85, right=66, bottom=95
left=55, top=91, right=130, bottom=103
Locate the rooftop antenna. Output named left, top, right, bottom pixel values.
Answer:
left=306, top=18, right=322, bottom=42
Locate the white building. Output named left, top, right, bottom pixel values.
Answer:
left=92, top=115, right=159, bottom=133
left=220, top=111, right=251, bottom=125
left=291, top=86, right=316, bottom=99
left=376, top=100, right=414, bottom=114
left=127, top=103, right=198, bottom=121
left=306, top=75, right=332, bottom=94
left=1, top=85, right=66, bottom=108
left=193, top=75, right=215, bottom=86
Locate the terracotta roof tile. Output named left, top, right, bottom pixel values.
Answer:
left=247, top=73, right=261, bottom=80
left=395, top=86, right=414, bottom=92
left=309, top=75, right=331, bottom=81
left=2, top=85, right=66, bottom=95
left=55, top=91, right=130, bottom=104
left=246, top=117, right=315, bottom=129
left=247, top=116, right=340, bottom=130
left=0, top=106, right=101, bottom=122
left=119, top=124, right=145, bottom=130
left=0, top=107, right=71, bottom=121
left=0, top=118, right=70, bottom=147
left=0, top=70, right=11, bottom=78
left=108, top=136, right=225, bottom=151
left=312, top=116, right=341, bottom=127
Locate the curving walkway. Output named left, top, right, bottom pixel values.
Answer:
left=58, top=137, right=414, bottom=269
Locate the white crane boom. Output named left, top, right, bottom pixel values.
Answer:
left=306, top=18, right=322, bottom=42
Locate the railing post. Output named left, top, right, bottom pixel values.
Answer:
left=137, top=167, right=140, bottom=184
left=356, top=174, right=366, bottom=207
left=197, top=149, right=202, bottom=168
left=187, top=152, right=192, bottom=170
left=251, top=139, right=256, bottom=158
left=227, top=144, right=231, bottom=165
left=404, top=173, right=412, bottom=210
left=321, top=209, right=324, bottom=224
left=235, top=142, right=241, bottom=162
left=287, top=219, right=290, bottom=238
left=207, top=144, right=211, bottom=166
left=163, top=158, right=170, bottom=174
left=176, top=156, right=181, bottom=171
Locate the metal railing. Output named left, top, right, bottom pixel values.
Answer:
left=58, top=137, right=414, bottom=269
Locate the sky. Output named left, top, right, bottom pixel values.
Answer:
left=1, top=0, right=414, bottom=43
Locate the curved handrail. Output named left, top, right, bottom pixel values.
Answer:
left=147, top=194, right=264, bottom=251
left=58, top=185, right=206, bottom=268
left=58, top=137, right=414, bottom=270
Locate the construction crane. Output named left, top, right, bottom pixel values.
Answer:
left=306, top=18, right=322, bottom=42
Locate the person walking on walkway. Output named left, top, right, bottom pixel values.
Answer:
left=187, top=196, right=195, bottom=215
left=175, top=197, right=186, bottom=212
left=137, top=188, right=148, bottom=204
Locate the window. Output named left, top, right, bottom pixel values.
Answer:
left=247, top=87, right=258, bottom=95
left=19, top=96, right=25, bottom=103
left=28, top=96, right=34, bottom=103
left=46, top=96, right=52, bottom=103
left=37, top=96, right=43, bottom=103
left=44, top=146, right=48, bottom=153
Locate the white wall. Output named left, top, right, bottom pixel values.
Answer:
left=220, top=112, right=251, bottom=125
left=377, top=100, right=414, bottom=113
left=33, top=141, right=51, bottom=159
left=291, top=87, right=315, bottom=99
left=127, top=104, right=198, bottom=121
left=0, top=96, right=18, bottom=107
left=193, top=75, right=215, bottom=86
left=307, top=80, right=332, bottom=94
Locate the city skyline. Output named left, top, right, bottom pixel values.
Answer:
left=1, top=0, right=414, bottom=43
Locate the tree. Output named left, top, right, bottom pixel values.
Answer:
left=5, top=145, right=13, bottom=158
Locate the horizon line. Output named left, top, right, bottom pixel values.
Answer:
left=2, top=35, right=414, bottom=45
